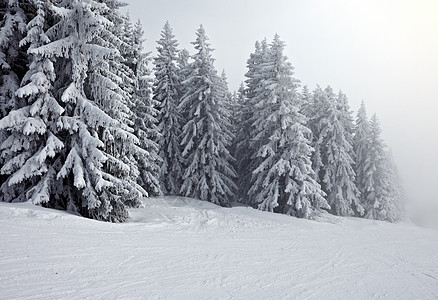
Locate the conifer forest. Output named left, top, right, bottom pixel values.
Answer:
left=0, top=0, right=404, bottom=223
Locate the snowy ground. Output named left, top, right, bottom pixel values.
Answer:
left=1, top=197, right=438, bottom=300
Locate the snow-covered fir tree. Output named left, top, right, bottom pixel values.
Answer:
left=364, top=114, right=403, bottom=221
left=353, top=101, right=373, bottom=207
left=0, top=0, right=33, bottom=170
left=232, top=82, right=247, bottom=199
left=382, top=150, right=405, bottom=222
left=179, top=25, right=236, bottom=206
left=217, top=70, right=236, bottom=156
left=86, top=0, right=148, bottom=211
left=0, top=0, right=64, bottom=204
left=153, top=21, right=184, bottom=195
left=21, top=0, right=145, bottom=221
left=236, top=40, right=269, bottom=204
left=247, top=35, right=328, bottom=217
left=129, top=19, right=162, bottom=197
left=0, top=0, right=29, bottom=120
left=219, top=70, right=234, bottom=119
left=307, top=86, right=363, bottom=217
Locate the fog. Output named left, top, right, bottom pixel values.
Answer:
left=124, top=0, right=438, bottom=225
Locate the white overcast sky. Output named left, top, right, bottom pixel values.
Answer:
left=123, top=0, right=438, bottom=213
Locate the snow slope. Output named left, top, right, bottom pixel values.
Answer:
left=1, top=196, right=437, bottom=299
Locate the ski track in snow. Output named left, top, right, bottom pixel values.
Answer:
left=1, top=196, right=437, bottom=300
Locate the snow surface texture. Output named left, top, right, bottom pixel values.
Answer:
left=1, top=197, right=437, bottom=299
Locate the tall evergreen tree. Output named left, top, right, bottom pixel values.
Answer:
left=364, top=114, right=403, bottom=222
left=218, top=70, right=236, bottom=157
left=179, top=25, right=236, bottom=206
left=381, top=150, right=405, bottom=222
left=353, top=101, right=373, bottom=207
left=129, top=19, right=162, bottom=197
left=87, top=0, right=148, bottom=211
left=308, top=86, right=363, bottom=216
left=0, top=0, right=64, bottom=204
left=0, top=0, right=29, bottom=119
left=364, top=114, right=385, bottom=219
left=236, top=40, right=269, bottom=204
left=153, top=21, right=183, bottom=195
left=248, top=35, right=328, bottom=217
left=232, top=82, right=247, bottom=200
left=0, top=0, right=33, bottom=175
left=219, top=70, right=234, bottom=117
left=20, top=0, right=144, bottom=221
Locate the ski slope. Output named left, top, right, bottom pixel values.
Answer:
left=1, top=196, right=437, bottom=299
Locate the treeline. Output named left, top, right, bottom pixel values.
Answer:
left=0, top=0, right=404, bottom=222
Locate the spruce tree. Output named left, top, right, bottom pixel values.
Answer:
left=353, top=101, right=373, bottom=208
left=236, top=40, right=268, bottom=204
left=0, top=0, right=29, bottom=119
left=0, top=0, right=64, bottom=204
left=248, top=35, right=328, bottom=217
left=381, top=150, right=405, bottom=222
left=232, top=82, right=247, bottom=201
left=219, top=70, right=235, bottom=119
left=153, top=21, right=183, bottom=195
left=364, top=114, right=401, bottom=221
left=218, top=70, right=236, bottom=158
left=87, top=0, right=148, bottom=211
left=309, top=86, right=363, bottom=216
left=130, top=19, right=162, bottom=197
left=179, top=25, right=236, bottom=206
left=0, top=0, right=32, bottom=173
left=23, top=0, right=144, bottom=221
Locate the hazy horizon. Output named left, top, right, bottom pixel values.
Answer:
left=124, top=0, right=438, bottom=223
